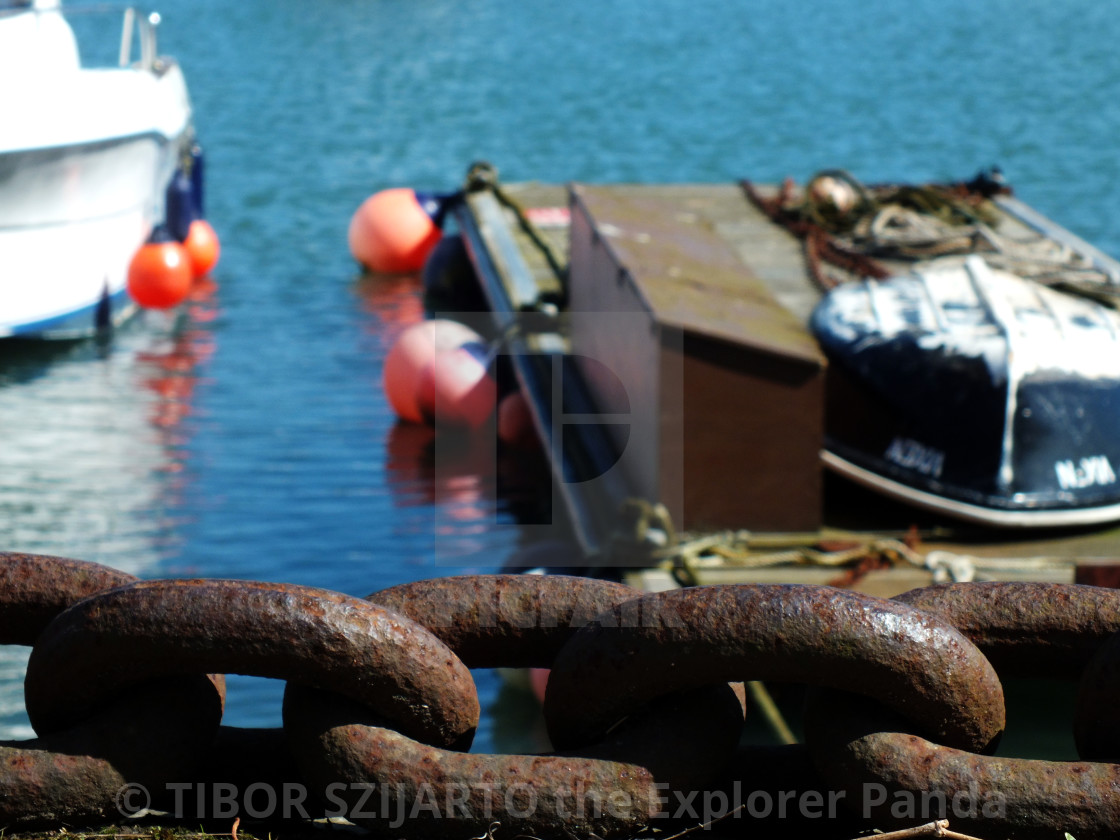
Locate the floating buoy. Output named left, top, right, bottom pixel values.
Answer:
left=127, top=234, right=192, bottom=309
left=383, top=319, right=483, bottom=424
left=349, top=188, right=443, bottom=274
left=183, top=219, right=221, bottom=280
left=497, top=391, right=538, bottom=449
left=420, top=344, right=496, bottom=430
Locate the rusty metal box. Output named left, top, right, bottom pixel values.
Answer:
left=567, top=183, right=826, bottom=532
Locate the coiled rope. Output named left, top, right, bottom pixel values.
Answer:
left=743, top=169, right=1117, bottom=300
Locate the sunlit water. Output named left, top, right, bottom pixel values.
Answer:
left=3, top=0, right=1119, bottom=754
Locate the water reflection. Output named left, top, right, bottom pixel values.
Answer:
left=383, top=397, right=563, bottom=557
left=0, top=329, right=198, bottom=569
left=0, top=290, right=218, bottom=739
left=0, top=270, right=556, bottom=747
left=358, top=272, right=511, bottom=567
left=137, top=284, right=219, bottom=437
left=354, top=272, right=426, bottom=350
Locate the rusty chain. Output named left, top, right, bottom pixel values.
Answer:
left=894, top=581, right=1120, bottom=679
left=543, top=583, right=1004, bottom=753
left=283, top=574, right=745, bottom=837
left=25, top=578, right=479, bottom=749
left=365, top=573, right=639, bottom=667
left=8, top=560, right=1120, bottom=837
left=0, top=553, right=225, bottom=827
left=805, top=689, right=1120, bottom=840
left=806, top=582, right=1120, bottom=840
left=0, top=552, right=136, bottom=644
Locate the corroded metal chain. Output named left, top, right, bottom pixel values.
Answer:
left=296, top=575, right=747, bottom=838
left=0, top=554, right=224, bottom=827
left=808, top=582, right=1120, bottom=839
left=8, top=555, right=1120, bottom=838
left=26, top=578, right=478, bottom=748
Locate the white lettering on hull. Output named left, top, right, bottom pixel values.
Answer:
left=885, top=438, right=946, bottom=479
left=1055, top=456, right=1117, bottom=491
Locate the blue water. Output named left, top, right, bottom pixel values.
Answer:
left=3, top=0, right=1119, bottom=751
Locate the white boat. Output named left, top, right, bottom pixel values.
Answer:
left=0, top=0, right=196, bottom=339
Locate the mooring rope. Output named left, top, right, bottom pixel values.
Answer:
left=464, top=161, right=569, bottom=288
left=744, top=170, right=1118, bottom=301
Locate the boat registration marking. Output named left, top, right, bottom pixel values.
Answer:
left=1055, top=456, right=1117, bottom=491
left=885, top=437, right=945, bottom=479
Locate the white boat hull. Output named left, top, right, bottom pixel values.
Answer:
left=0, top=4, right=194, bottom=338
left=0, top=133, right=180, bottom=337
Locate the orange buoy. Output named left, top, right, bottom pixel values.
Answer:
left=421, top=344, right=496, bottom=430
left=497, top=391, right=538, bottom=450
left=382, top=319, right=483, bottom=424
left=183, top=219, right=221, bottom=280
left=349, top=188, right=442, bottom=274
left=127, top=239, right=193, bottom=309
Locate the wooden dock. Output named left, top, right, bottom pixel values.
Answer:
left=452, top=177, right=1120, bottom=596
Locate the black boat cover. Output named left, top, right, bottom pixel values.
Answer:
left=811, top=256, right=1120, bottom=527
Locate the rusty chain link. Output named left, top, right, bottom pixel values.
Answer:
left=10, top=560, right=1120, bottom=837
left=895, top=581, right=1120, bottom=768
left=365, top=573, right=639, bottom=667
left=894, top=581, right=1120, bottom=678
left=0, top=553, right=225, bottom=827
left=807, top=582, right=1120, bottom=840
left=0, top=551, right=135, bottom=644
left=544, top=583, right=1005, bottom=753
left=25, top=578, right=479, bottom=749
left=286, top=682, right=745, bottom=838
left=285, top=574, right=745, bottom=837
left=806, top=689, right=1120, bottom=840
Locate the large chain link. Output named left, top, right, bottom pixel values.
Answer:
left=806, top=582, right=1120, bottom=840
left=364, top=573, right=639, bottom=667
left=284, top=574, right=745, bottom=837
left=10, top=560, right=1120, bottom=837
left=895, top=581, right=1120, bottom=679
left=544, top=583, right=1004, bottom=753
left=25, top=578, right=477, bottom=748
left=0, top=553, right=224, bottom=827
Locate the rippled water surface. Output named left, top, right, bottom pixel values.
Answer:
left=3, top=0, right=1120, bottom=749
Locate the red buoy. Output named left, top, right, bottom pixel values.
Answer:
left=127, top=240, right=192, bottom=309
left=183, top=219, right=221, bottom=280
left=421, top=345, right=496, bottom=430
left=349, top=188, right=442, bottom=274
left=383, top=319, right=483, bottom=424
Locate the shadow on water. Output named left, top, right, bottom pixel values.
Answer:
left=0, top=333, right=113, bottom=385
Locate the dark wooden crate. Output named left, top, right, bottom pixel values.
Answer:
left=567, top=183, right=826, bottom=532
